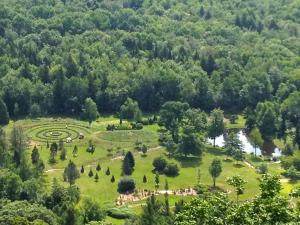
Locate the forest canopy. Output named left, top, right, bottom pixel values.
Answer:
left=0, top=0, right=299, bottom=119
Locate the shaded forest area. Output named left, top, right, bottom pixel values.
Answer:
left=0, top=0, right=299, bottom=118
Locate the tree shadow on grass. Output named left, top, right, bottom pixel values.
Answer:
left=248, top=155, right=264, bottom=163
left=174, top=155, right=201, bottom=168
left=206, top=147, right=224, bottom=156
left=223, top=158, right=233, bottom=163
left=233, top=163, right=245, bottom=168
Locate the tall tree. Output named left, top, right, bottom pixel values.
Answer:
left=281, top=91, right=300, bottom=145
left=52, top=66, right=66, bottom=114
left=0, top=98, right=9, bottom=125
left=120, top=98, right=142, bottom=122
left=83, top=98, right=99, bottom=126
left=80, top=198, right=105, bottom=224
left=159, top=101, right=189, bottom=143
left=31, top=146, right=40, bottom=164
left=178, top=126, right=205, bottom=158
left=10, top=126, right=27, bottom=166
left=249, top=127, right=264, bottom=157
left=256, top=101, right=279, bottom=140
left=122, top=151, right=135, bottom=175
left=0, top=127, right=7, bottom=167
left=208, top=109, right=225, bottom=147
left=63, top=160, right=80, bottom=185
left=209, top=159, right=222, bottom=187
left=224, top=132, right=244, bottom=163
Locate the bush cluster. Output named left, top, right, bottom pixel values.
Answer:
left=106, top=123, right=143, bottom=131
left=107, top=207, right=134, bottom=219
left=152, top=157, right=180, bottom=176
left=117, top=177, right=136, bottom=193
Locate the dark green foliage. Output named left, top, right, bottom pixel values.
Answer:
left=282, top=166, right=300, bottom=181
left=257, top=163, right=268, bottom=174
left=107, top=207, right=134, bottom=219
left=81, top=198, right=105, bottom=224
left=106, top=167, right=111, bottom=176
left=143, top=175, right=147, bottom=183
left=0, top=0, right=300, bottom=224
left=0, top=200, right=59, bottom=225
left=0, top=169, right=22, bottom=200
left=178, top=126, right=205, bottom=158
left=153, top=157, right=167, bottom=172
left=117, top=177, right=136, bottom=193
left=95, top=173, right=99, bottom=182
left=80, top=165, right=84, bottom=174
left=88, top=169, right=93, bottom=177
left=120, top=98, right=142, bottom=122
left=50, top=142, right=58, bottom=152
left=136, top=194, right=173, bottom=225
left=224, top=132, right=244, bottom=162
left=87, top=140, right=95, bottom=154
left=111, top=175, right=115, bottom=183
left=0, top=99, right=9, bottom=125
left=31, top=146, right=40, bottom=164
left=122, top=151, right=135, bottom=175
left=209, top=159, right=222, bottom=187
left=159, top=101, right=189, bottom=143
left=256, top=102, right=279, bottom=140
left=60, top=147, right=67, bottom=160
left=83, top=98, right=99, bottom=126
left=63, top=160, right=80, bottom=185
left=283, top=143, right=294, bottom=156
left=96, top=163, right=101, bottom=171
left=72, top=145, right=78, bottom=157
left=164, top=163, right=179, bottom=176
left=208, top=109, right=225, bottom=147
left=0, top=0, right=297, bottom=121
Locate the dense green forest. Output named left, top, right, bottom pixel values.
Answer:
left=1, top=0, right=300, bottom=224
left=0, top=0, right=299, bottom=117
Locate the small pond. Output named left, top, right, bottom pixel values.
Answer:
left=208, top=130, right=281, bottom=157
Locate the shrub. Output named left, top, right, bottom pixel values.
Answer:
left=106, top=124, right=115, bottom=131
left=158, top=133, right=168, bottom=145
left=152, top=157, right=167, bottom=172
left=164, top=163, right=180, bottom=176
left=143, top=175, right=147, bottom=183
left=134, top=123, right=143, bottom=130
left=115, top=124, right=132, bottom=130
left=88, top=169, right=93, bottom=177
left=256, top=163, right=268, bottom=174
left=141, top=118, right=150, bottom=125
left=195, top=184, right=209, bottom=194
left=283, top=144, right=294, bottom=156
left=95, top=173, right=99, bottom=182
left=282, top=166, right=300, bottom=181
left=107, top=207, right=134, bottom=219
left=293, top=159, right=300, bottom=171
left=106, top=167, right=111, bottom=176
left=96, top=163, right=101, bottom=171
left=111, top=175, right=115, bottom=183
left=117, top=177, right=136, bottom=193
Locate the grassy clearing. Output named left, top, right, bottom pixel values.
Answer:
left=5, top=116, right=300, bottom=224
left=225, top=115, right=246, bottom=129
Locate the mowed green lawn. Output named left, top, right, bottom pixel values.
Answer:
left=45, top=146, right=261, bottom=204
left=5, top=116, right=298, bottom=224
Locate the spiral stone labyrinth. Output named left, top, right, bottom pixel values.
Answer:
left=24, top=123, right=91, bottom=142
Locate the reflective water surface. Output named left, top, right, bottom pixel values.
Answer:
left=208, top=130, right=281, bottom=157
